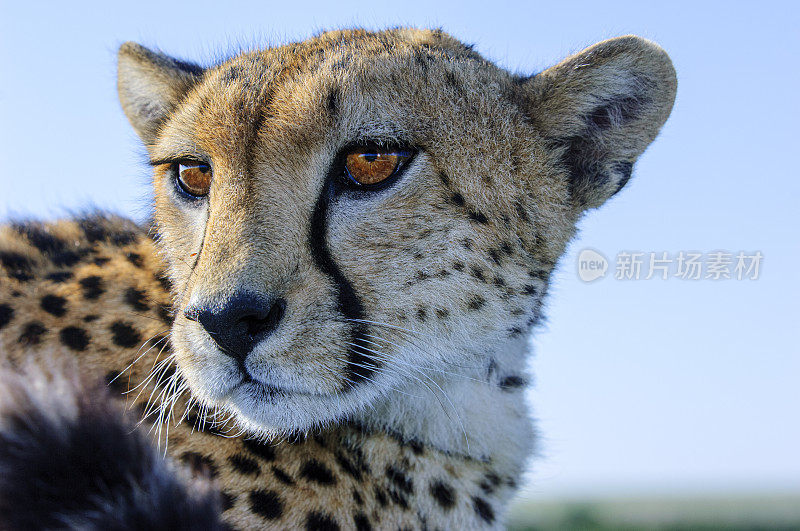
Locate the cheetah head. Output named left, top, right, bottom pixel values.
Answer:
left=117, top=29, right=676, bottom=441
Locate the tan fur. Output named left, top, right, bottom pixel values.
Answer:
left=0, top=28, right=676, bottom=529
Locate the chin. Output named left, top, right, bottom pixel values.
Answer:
left=213, top=379, right=377, bottom=440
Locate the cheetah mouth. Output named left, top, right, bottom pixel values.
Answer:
left=230, top=374, right=327, bottom=401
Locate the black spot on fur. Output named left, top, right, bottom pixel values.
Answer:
left=438, top=171, right=450, bottom=186
left=300, top=459, right=336, bottom=485
left=374, top=487, right=388, bottom=507
left=352, top=489, right=364, bottom=506
left=353, top=512, right=372, bottom=531
left=93, top=257, right=110, bottom=266
left=499, top=375, right=527, bottom=390
left=271, top=466, right=295, bottom=485
left=18, top=321, right=46, bottom=345
left=220, top=491, right=235, bottom=511
left=249, top=490, right=283, bottom=520
left=78, top=216, right=137, bottom=246
left=450, top=192, right=465, bottom=206
left=243, top=438, right=276, bottom=462
left=180, top=451, right=219, bottom=479
left=59, top=326, right=89, bottom=351
left=306, top=511, right=340, bottom=531
left=0, top=304, right=13, bottom=330
left=469, top=211, right=489, bottom=224
left=83, top=314, right=99, bottom=323
left=430, top=481, right=456, bottom=510
left=126, top=252, right=143, bottom=268
left=51, top=250, right=85, bottom=267
left=523, top=284, right=538, bottom=295
left=488, top=249, right=501, bottom=265
left=435, top=308, right=449, bottom=319
left=408, top=439, right=424, bottom=455
left=386, top=466, right=413, bottom=494
left=14, top=224, right=62, bottom=253
left=467, top=295, right=486, bottom=310
left=109, top=321, right=141, bottom=348
left=335, top=451, right=363, bottom=481
left=13, top=224, right=87, bottom=267
left=124, top=287, right=149, bottom=312
left=484, top=472, right=502, bottom=491
left=327, top=86, right=339, bottom=116
left=515, top=201, right=530, bottom=222
left=40, top=294, right=67, bottom=317
left=416, top=307, right=427, bottom=321
left=0, top=251, right=33, bottom=281
left=79, top=276, right=104, bottom=299
left=156, top=274, right=173, bottom=293
left=229, top=454, right=260, bottom=476
left=47, top=271, right=73, bottom=283
left=77, top=217, right=106, bottom=243
left=453, top=261, right=464, bottom=272
left=473, top=496, right=495, bottom=523
left=471, top=267, right=485, bottom=282
left=158, top=304, right=173, bottom=324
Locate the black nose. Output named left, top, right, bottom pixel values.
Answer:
left=184, top=293, right=286, bottom=364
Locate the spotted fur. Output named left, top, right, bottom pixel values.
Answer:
left=0, top=28, right=676, bottom=529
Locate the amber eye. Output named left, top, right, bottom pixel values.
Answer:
left=175, top=162, right=212, bottom=197
left=344, top=147, right=413, bottom=187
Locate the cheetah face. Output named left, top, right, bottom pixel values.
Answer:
left=118, top=29, right=676, bottom=437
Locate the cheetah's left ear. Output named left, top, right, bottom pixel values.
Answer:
left=517, top=36, right=677, bottom=209
left=117, top=42, right=205, bottom=146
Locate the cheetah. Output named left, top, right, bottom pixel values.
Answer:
left=0, top=28, right=676, bottom=529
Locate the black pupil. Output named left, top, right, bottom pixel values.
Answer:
left=363, top=153, right=378, bottom=162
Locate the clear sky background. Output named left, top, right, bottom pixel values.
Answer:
left=2, top=0, right=798, bottom=502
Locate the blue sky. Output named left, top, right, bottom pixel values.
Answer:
left=2, top=1, right=798, bottom=500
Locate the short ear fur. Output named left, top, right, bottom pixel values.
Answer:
left=519, top=36, right=677, bottom=209
left=117, top=42, right=204, bottom=145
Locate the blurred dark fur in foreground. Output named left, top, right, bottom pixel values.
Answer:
left=0, top=355, right=223, bottom=530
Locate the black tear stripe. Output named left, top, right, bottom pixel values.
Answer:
left=308, top=179, right=376, bottom=389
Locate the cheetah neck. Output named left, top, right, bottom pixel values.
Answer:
left=352, top=334, right=533, bottom=478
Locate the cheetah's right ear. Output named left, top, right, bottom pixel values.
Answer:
left=514, top=36, right=677, bottom=210
left=117, top=42, right=204, bottom=146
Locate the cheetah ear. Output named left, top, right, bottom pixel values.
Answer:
left=519, top=36, right=677, bottom=209
left=117, top=42, right=204, bottom=146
